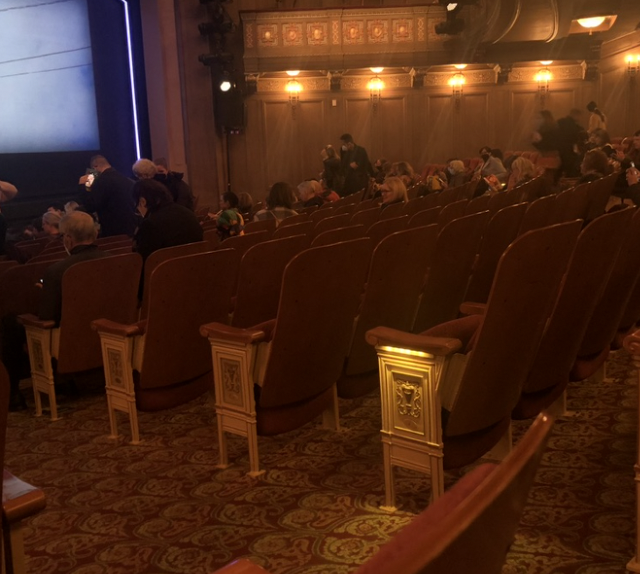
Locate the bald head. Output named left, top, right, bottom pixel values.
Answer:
left=60, top=211, right=97, bottom=249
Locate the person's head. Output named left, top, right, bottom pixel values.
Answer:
left=60, top=211, right=98, bottom=252
left=221, top=191, right=239, bottom=210
left=266, top=182, right=296, bottom=210
left=491, top=148, right=504, bottom=160
left=340, top=133, right=355, bottom=152
left=569, top=108, right=583, bottom=121
left=374, top=157, right=388, bottom=171
left=321, top=145, right=338, bottom=161
left=448, top=159, right=465, bottom=175
left=64, top=201, right=79, bottom=214
left=297, top=181, right=316, bottom=201
left=42, top=211, right=62, bottom=236
left=590, top=128, right=610, bottom=147
left=587, top=101, right=598, bottom=113
left=479, top=146, right=492, bottom=161
left=539, top=109, right=555, bottom=124
left=154, top=157, right=169, bottom=176
left=392, top=161, right=415, bottom=186
left=133, top=179, right=173, bottom=217
left=237, top=192, right=253, bottom=213
left=632, top=129, right=640, bottom=150
left=47, top=204, right=64, bottom=215
left=132, top=158, right=157, bottom=180
left=380, top=176, right=407, bottom=205
left=89, top=155, right=111, bottom=173
left=510, top=157, right=536, bottom=183
left=581, top=149, right=609, bottom=176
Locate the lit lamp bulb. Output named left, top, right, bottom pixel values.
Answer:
left=370, top=67, right=384, bottom=74
left=540, top=60, right=553, bottom=66
left=577, top=16, right=606, bottom=29
left=220, top=80, right=232, bottom=92
left=286, top=70, right=300, bottom=77
left=454, top=64, right=467, bottom=70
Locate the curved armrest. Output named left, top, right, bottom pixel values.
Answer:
left=624, top=328, right=640, bottom=355
left=459, top=301, right=487, bottom=316
left=18, top=314, right=55, bottom=330
left=3, top=470, right=46, bottom=523
left=91, top=318, right=147, bottom=337
left=200, top=322, right=267, bottom=345
left=366, top=326, right=462, bottom=356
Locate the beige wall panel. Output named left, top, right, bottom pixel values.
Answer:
left=457, top=92, right=491, bottom=160
left=343, top=98, right=374, bottom=155
left=262, top=100, right=299, bottom=190
left=369, top=95, right=409, bottom=165
left=297, top=99, right=329, bottom=181
left=507, top=90, right=540, bottom=153
left=600, top=68, right=636, bottom=137
left=423, top=94, right=454, bottom=166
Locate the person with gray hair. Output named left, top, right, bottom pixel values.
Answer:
left=132, top=158, right=157, bottom=180
left=39, top=211, right=107, bottom=325
left=42, top=211, right=62, bottom=237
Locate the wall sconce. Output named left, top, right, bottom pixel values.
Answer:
left=367, top=76, right=384, bottom=112
left=577, top=16, right=606, bottom=29
left=534, top=67, right=551, bottom=106
left=448, top=72, right=465, bottom=109
left=626, top=55, right=640, bottom=78
left=285, top=79, right=302, bottom=117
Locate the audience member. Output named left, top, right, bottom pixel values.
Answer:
left=253, top=182, right=298, bottom=224
left=476, top=146, right=507, bottom=179
left=318, top=179, right=340, bottom=203
left=379, top=176, right=407, bottom=209
left=578, top=149, right=610, bottom=184
left=508, top=157, right=537, bottom=190
left=587, top=101, right=607, bottom=134
left=133, top=179, right=203, bottom=262
left=373, top=158, right=393, bottom=184
left=297, top=181, right=325, bottom=209
left=132, top=158, right=158, bottom=180
left=320, top=145, right=342, bottom=193
left=339, top=133, right=373, bottom=196
left=557, top=109, right=586, bottom=178
left=447, top=160, right=467, bottom=188
left=237, top=192, right=253, bottom=222
left=216, top=191, right=245, bottom=240
left=154, top=157, right=196, bottom=211
left=79, top=155, right=136, bottom=237
left=625, top=164, right=640, bottom=206
left=532, top=110, right=560, bottom=152
left=42, top=211, right=62, bottom=237
left=391, top=161, right=417, bottom=188
left=64, top=201, right=80, bottom=214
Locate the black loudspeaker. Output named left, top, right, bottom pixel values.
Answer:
left=214, top=88, right=245, bottom=130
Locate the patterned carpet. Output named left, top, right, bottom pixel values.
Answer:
left=5, top=348, right=638, bottom=574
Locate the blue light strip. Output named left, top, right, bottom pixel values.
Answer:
left=121, top=0, right=141, bottom=159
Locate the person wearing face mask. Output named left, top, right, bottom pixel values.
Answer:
left=476, top=146, right=507, bottom=179
left=339, top=133, right=373, bottom=197
left=154, top=157, right=196, bottom=211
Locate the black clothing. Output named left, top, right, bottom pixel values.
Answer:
left=556, top=116, right=586, bottom=178
left=80, top=168, right=136, bottom=237
left=39, top=244, right=108, bottom=325
left=0, top=212, right=6, bottom=255
left=341, top=144, right=372, bottom=196
left=156, top=172, right=195, bottom=211
left=323, top=158, right=342, bottom=193
left=134, top=202, right=203, bottom=262
left=302, top=196, right=325, bottom=209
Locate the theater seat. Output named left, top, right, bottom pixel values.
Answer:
left=209, top=413, right=554, bottom=574
left=92, top=250, right=238, bottom=443
left=366, top=222, right=579, bottom=509
left=20, top=254, right=142, bottom=421
left=200, top=239, right=372, bottom=476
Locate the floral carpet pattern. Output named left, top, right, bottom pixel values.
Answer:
left=5, top=348, right=638, bottom=574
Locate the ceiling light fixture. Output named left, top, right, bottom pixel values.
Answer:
left=370, top=67, right=384, bottom=74
left=454, top=64, right=467, bottom=69
left=577, top=16, right=606, bottom=28
left=286, top=70, right=300, bottom=77
left=540, top=60, right=553, bottom=66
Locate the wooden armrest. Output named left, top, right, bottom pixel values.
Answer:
left=211, top=559, right=270, bottom=574
left=459, top=301, right=487, bottom=316
left=200, top=322, right=267, bottom=345
left=366, top=326, right=462, bottom=356
left=17, top=314, right=55, bottom=330
left=91, top=318, right=147, bottom=337
left=2, top=470, right=46, bottom=523
left=623, top=328, right=640, bottom=355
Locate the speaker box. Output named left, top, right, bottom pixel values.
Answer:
left=214, top=88, right=245, bottom=130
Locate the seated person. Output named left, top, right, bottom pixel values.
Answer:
left=297, top=180, right=325, bottom=209
left=1, top=211, right=107, bottom=410
left=380, top=176, right=408, bottom=209
left=507, top=157, right=537, bottom=190
left=392, top=161, right=417, bottom=188
left=476, top=146, right=507, bottom=180
left=446, top=159, right=467, bottom=188
left=253, top=182, right=298, bottom=225
left=625, top=165, right=640, bottom=206
left=578, top=149, right=610, bottom=184
left=320, top=145, right=342, bottom=193
left=216, top=191, right=245, bottom=240
left=133, top=179, right=203, bottom=262
left=318, top=179, right=340, bottom=203
left=237, top=192, right=253, bottom=222
left=42, top=211, right=62, bottom=238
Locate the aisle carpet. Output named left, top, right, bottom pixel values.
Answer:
left=5, top=348, right=637, bottom=574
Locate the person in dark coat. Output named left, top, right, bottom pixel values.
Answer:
left=79, top=155, right=136, bottom=237
left=557, top=109, right=587, bottom=179
left=339, top=133, right=373, bottom=197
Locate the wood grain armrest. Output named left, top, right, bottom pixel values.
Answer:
left=17, top=314, right=56, bottom=330
left=459, top=301, right=487, bottom=316
left=91, top=318, right=146, bottom=337
left=211, top=559, right=270, bottom=574
left=623, top=328, right=640, bottom=355
left=200, top=322, right=267, bottom=345
left=366, top=326, right=462, bottom=356
left=3, top=470, right=46, bottom=523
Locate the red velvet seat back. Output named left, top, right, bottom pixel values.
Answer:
left=259, top=239, right=372, bottom=409
left=141, top=241, right=209, bottom=318
left=311, top=225, right=366, bottom=248
left=243, top=219, right=277, bottom=236
left=585, top=173, right=616, bottom=222
left=518, top=208, right=633, bottom=406
left=277, top=213, right=308, bottom=228
left=555, top=184, right=590, bottom=223
left=518, top=194, right=556, bottom=235
left=0, top=261, right=18, bottom=278
left=487, top=189, right=523, bottom=213
left=313, top=213, right=352, bottom=236
left=352, top=198, right=380, bottom=213
left=0, top=261, right=55, bottom=318
left=309, top=207, right=336, bottom=223
left=464, top=194, right=491, bottom=215
left=408, top=207, right=442, bottom=228
left=232, top=235, right=309, bottom=328
left=578, top=207, right=640, bottom=357
left=413, top=211, right=491, bottom=332
left=379, top=202, right=405, bottom=221
left=437, top=200, right=469, bottom=228
left=350, top=207, right=380, bottom=229
left=139, top=249, right=238, bottom=389
left=57, top=254, right=142, bottom=373
left=465, top=203, right=528, bottom=304
left=516, top=176, right=549, bottom=202
left=219, top=230, right=269, bottom=259
left=436, top=186, right=460, bottom=206
left=344, top=225, right=440, bottom=378
left=445, top=222, right=581, bottom=437
left=271, top=221, right=313, bottom=240
left=367, top=216, right=409, bottom=248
